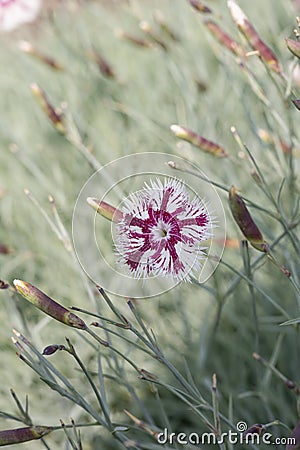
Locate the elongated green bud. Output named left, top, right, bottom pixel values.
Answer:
left=87, top=198, right=123, bottom=223
left=171, top=124, right=228, bottom=157
left=229, top=186, right=267, bottom=251
left=13, top=280, right=87, bottom=329
left=0, top=426, right=53, bottom=446
left=286, top=38, right=300, bottom=59
left=227, top=1, right=282, bottom=74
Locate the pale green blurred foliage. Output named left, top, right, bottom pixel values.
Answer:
left=0, top=0, right=299, bottom=448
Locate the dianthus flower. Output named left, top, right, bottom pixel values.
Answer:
left=115, top=178, right=212, bottom=281
left=0, top=0, right=41, bottom=32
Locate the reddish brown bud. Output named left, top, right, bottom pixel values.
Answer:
left=138, top=368, right=158, bottom=381
left=89, top=49, right=115, bottom=78
left=242, top=424, right=265, bottom=440
left=0, top=280, right=9, bottom=289
left=139, top=21, right=168, bottom=51
left=292, top=99, right=300, bottom=110
left=18, top=41, right=64, bottom=70
left=285, top=380, right=297, bottom=390
left=189, top=0, right=212, bottom=13
left=171, top=124, right=228, bottom=157
left=87, top=198, right=123, bottom=223
left=13, top=280, right=87, bottom=330
left=115, top=29, right=153, bottom=48
left=205, top=20, right=245, bottom=57
left=42, top=344, right=66, bottom=356
left=0, top=244, right=11, bottom=254
left=31, top=83, right=65, bottom=133
left=229, top=186, right=268, bottom=252
left=286, top=38, right=300, bottom=59
left=153, top=11, right=179, bottom=42
left=227, top=1, right=282, bottom=73
left=0, top=426, right=53, bottom=445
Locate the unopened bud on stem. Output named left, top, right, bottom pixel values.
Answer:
left=0, top=426, right=53, bottom=446
left=229, top=186, right=268, bottom=251
left=171, top=124, right=228, bottom=157
left=31, top=83, right=65, bottom=133
left=13, top=280, right=87, bottom=329
left=87, top=198, right=123, bottom=223
left=227, top=0, right=282, bottom=74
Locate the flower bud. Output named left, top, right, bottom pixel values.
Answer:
left=87, top=198, right=123, bottom=223
left=153, top=10, right=179, bottom=42
left=189, top=0, right=212, bottom=13
left=31, top=83, right=65, bottom=133
left=42, top=344, right=66, bottom=356
left=18, top=41, right=64, bottom=70
left=286, top=38, right=300, bottom=59
left=229, top=186, right=268, bottom=251
left=171, top=124, right=228, bottom=157
left=227, top=1, right=282, bottom=73
left=0, top=280, right=9, bottom=289
left=292, top=99, right=300, bottom=110
left=0, top=426, right=53, bottom=445
left=242, top=423, right=265, bottom=440
left=139, top=21, right=168, bottom=51
left=0, top=244, right=11, bottom=254
left=204, top=20, right=245, bottom=57
left=89, top=49, right=115, bottom=78
left=115, top=29, right=153, bottom=48
left=13, top=280, right=87, bottom=329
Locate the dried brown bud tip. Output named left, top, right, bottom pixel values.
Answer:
left=285, top=380, right=296, bottom=390
left=13, top=280, right=87, bottom=330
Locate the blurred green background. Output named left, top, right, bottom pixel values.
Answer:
left=0, top=0, right=299, bottom=448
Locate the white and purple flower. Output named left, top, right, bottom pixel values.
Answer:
left=115, top=178, right=213, bottom=281
left=0, top=0, right=41, bottom=32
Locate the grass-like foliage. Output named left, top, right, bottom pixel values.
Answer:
left=0, top=0, right=300, bottom=448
